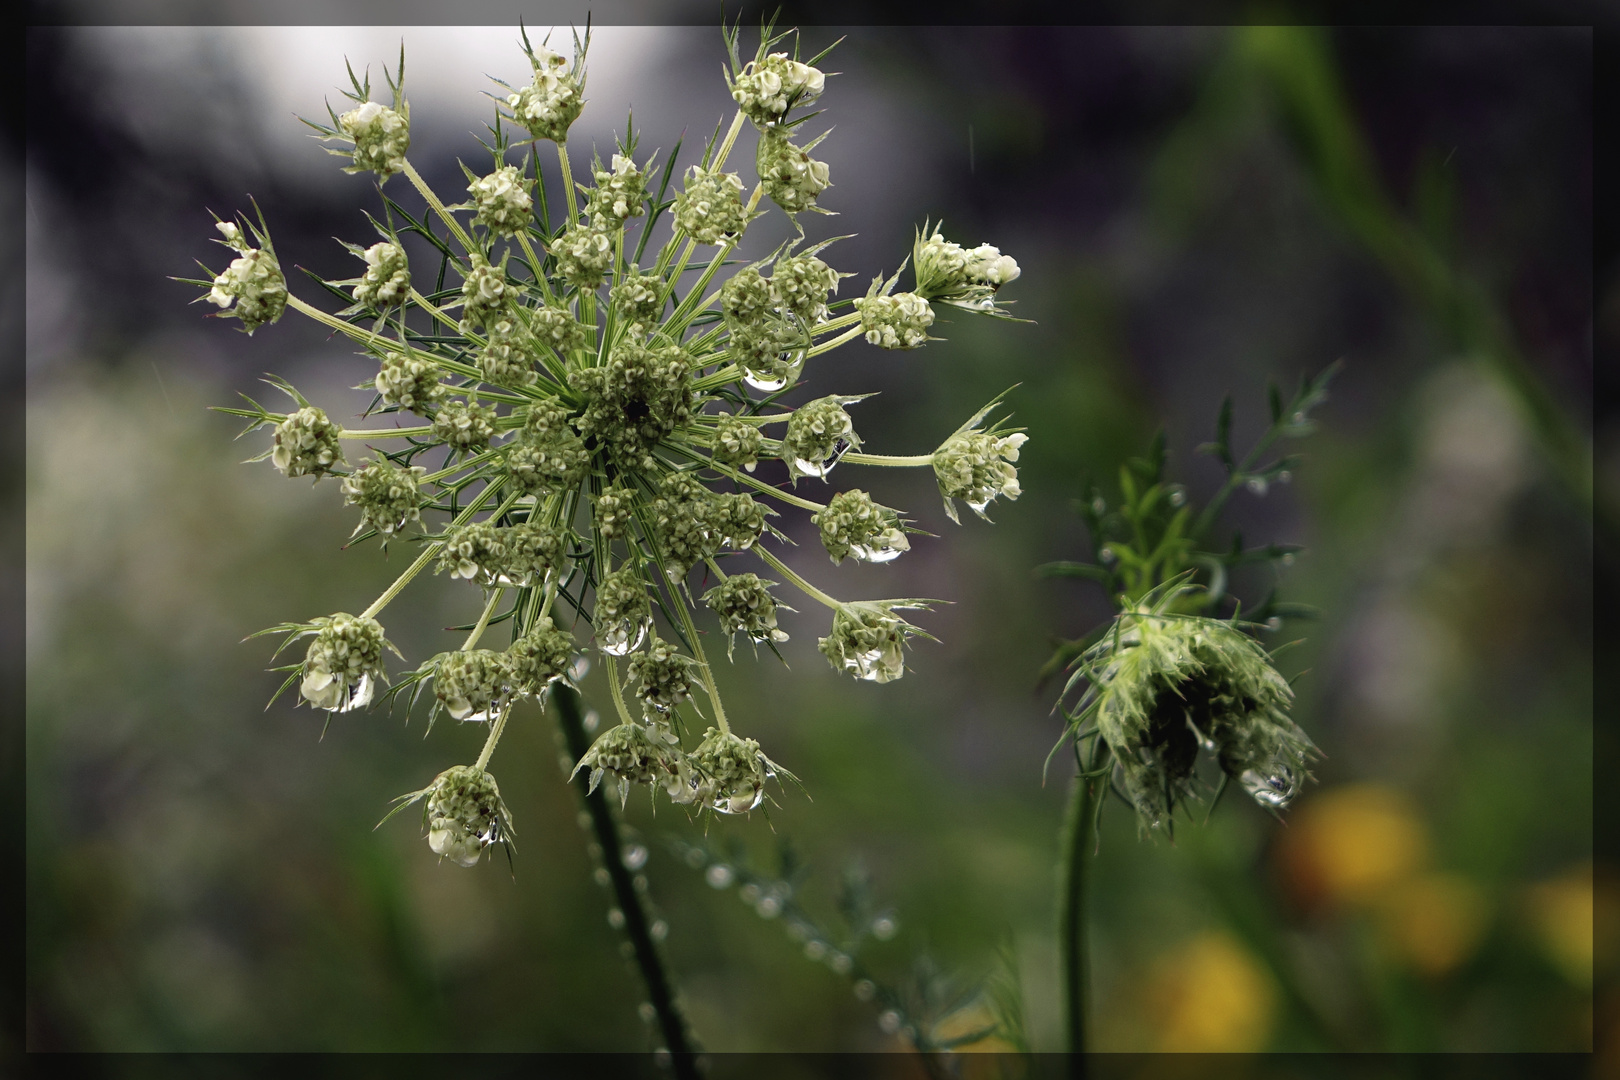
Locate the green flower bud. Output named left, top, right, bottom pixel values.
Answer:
left=812, top=489, right=910, bottom=564
left=468, top=164, right=533, bottom=236
left=273, top=405, right=343, bottom=479
left=673, top=166, right=748, bottom=245
left=818, top=602, right=924, bottom=684
left=703, top=573, right=788, bottom=649
left=688, top=727, right=781, bottom=814
left=351, top=241, right=410, bottom=310
left=856, top=288, right=934, bottom=350
left=337, top=99, right=410, bottom=178
left=532, top=304, right=587, bottom=357
left=423, top=765, right=512, bottom=867
left=721, top=266, right=773, bottom=325
left=552, top=221, right=614, bottom=290
left=301, top=613, right=390, bottom=711
left=586, top=153, right=648, bottom=224
left=712, top=412, right=764, bottom=472
left=727, top=320, right=802, bottom=392
left=496, top=520, right=566, bottom=586
left=458, top=253, right=509, bottom=333
left=782, top=395, right=861, bottom=480
left=712, top=492, right=769, bottom=551
left=771, top=252, right=840, bottom=328
left=205, top=220, right=287, bottom=334
left=730, top=52, right=825, bottom=128
left=1079, top=602, right=1316, bottom=832
left=912, top=225, right=1020, bottom=310
left=374, top=351, right=446, bottom=414
left=757, top=128, right=831, bottom=215
left=437, top=521, right=506, bottom=583
left=572, top=721, right=687, bottom=806
left=594, top=567, right=652, bottom=656
left=506, top=616, right=575, bottom=695
left=506, top=400, right=588, bottom=495
left=610, top=266, right=664, bottom=332
left=340, top=457, right=426, bottom=536
left=505, top=45, right=583, bottom=143
left=625, top=635, right=695, bottom=713
left=433, top=648, right=512, bottom=722
left=649, top=471, right=717, bottom=577
left=593, top=484, right=637, bottom=539
left=478, top=317, right=537, bottom=387
left=430, top=399, right=497, bottom=452
left=933, top=429, right=1028, bottom=524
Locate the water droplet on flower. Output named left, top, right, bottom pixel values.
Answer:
left=684, top=847, right=707, bottom=869
left=1091, top=496, right=1107, bottom=515
left=569, top=656, right=592, bottom=681
left=1169, top=485, right=1187, bottom=507
left=582, top=708, right=600, bottom=733
left=853, top=979, right=876, bottom=1001
left=1265, top=616, right=1282, bottom=631
left=607, top=908, right=626, bottom=929
left=1246, top=476, right=1268, bottom=496
left=871, top=914, right=898, bottom=940
left=1240, top=764, right=1299, bottom=809
left=878, top=1010, right=902, bottom=1034
left=594, top=867, right=611, bottom=887
left=756, top=895, right=782, bottom=919
left=829, top=952, right=853, bottom=974
left=650, top=919, right=669, bottom=942
left=804, top=940, right=827, bottom=961
left=739, top=883, right=762, bottom=905
left=622, top=843, right=649, bottom=870
left=1280, top=552, right=1295, bottom=567
left=639, top=1002, right=657, bottom=1023
left=705, top=864, right=734, bottom=889
left=1099, top=546, right=1117, bottom=565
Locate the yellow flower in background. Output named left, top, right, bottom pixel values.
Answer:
left=1377, top=872, right=1490, bottom=977
left=1277, top=783, right=1429, bottom=910
left=1525, top=861, right=1599, bottom=988
left=1144, top=932, right=1277, bottom=1052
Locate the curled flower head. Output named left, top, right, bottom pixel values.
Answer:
left=586, top=153, right=648, bottom=224
left=419, top=765, right=512, bottom=867
left=374, top=350, right=445, bottom=413
left=573, top=721, right=687, bottom=807
left=673, top=166, right=749, bottom=245
left=1071, top=587, right=1317, bottom=832
left=856, top=286, right=934, bottom=350
left=430, top=398, right=497, bottom=452
left=273, top=406, right=343, bottom=479
left=813, top=489, right=911, bottom=564
left=934, top=422, right=1029, bottom=524
left=506, top=616, right=575, bottom=695
left=730, top=51, right=825, bottom=128
left=505, top=42, right=583, bottom=143
left=712, top=413, right=764, bottom=472
left=337, top=98, right=411, bottom=178
left=703, top=573, right=789, bottom=653
left=594, top=566, right=652, bottom=655
left=757, top=128, right=831, bottom=215
left=351, top=241, right=410, bottom=310
left=625, top=635, right=696, bottom=713
left=479, top=317, right=537, bottom=387
left=506, top=400, right=589, bottom=495
left=818, top=601, right=931, bottom=684
left=300, top=613, right=390, bottom=712
left=340, top=458, right=425, bottom=536
left=467, top=164, right=533, bottom=236
left=782, top=395, right=862, bottom=480
left=688, top=727, right=787, bottom=814
left=204, top=217, right=287, bottom=334
left=570, top=344, right=694, bottom=465
left=432, top=648, right=513, bottom=722
left=458, top=253, right=509, bottom=333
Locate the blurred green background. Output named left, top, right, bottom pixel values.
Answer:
left=23, top=20, right=1601, bottom=1059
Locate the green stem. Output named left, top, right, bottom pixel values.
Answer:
left=754, top=546, right=841, bottom=611
left=402, top=159, right=477, bottom=254
left=552, top=684, right=699, bottom=1075
left=1059, top=736, right=1109, bottom=1057
left=840, top=452, right=934, bottom=468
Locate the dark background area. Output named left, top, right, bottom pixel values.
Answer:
left=21, top=17, right=1604, bottom=1059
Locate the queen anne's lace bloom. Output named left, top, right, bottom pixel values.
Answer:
left=506, top=44, right=583, bottom=144
left=757, top=129, right=831, bottom=214
left=782, top=396, right=860, bottom=480
left=703, top=574, right=788, bottom=648
left=813, top=489, right=910, bottom=564
left=341, top=458, right=425, bottom=536
left=934, top=429, right=1028, bottom=523
left=300, top=613, right=389, bottom=712
left=374, top=351, right=445, bottom=413
left=206, top=221, right=287, bottom=334
left=730, top=52, right=825, bottom=127
left=431, top=399, right=497, bottom=452
left=433, top=648, right=512, bottom=722
left=423, top=766, right=511, bottom=866
left=338, top=99, right=411, bottom=178
left=468, top=165, right=533, bottom=236
left=818, top=603, right=920, bottom=684
left=856, top=289, right=934, bottom=350
left=673, top=166, right=748, bottom=245
left=273, top=406, right=343, bottom=479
